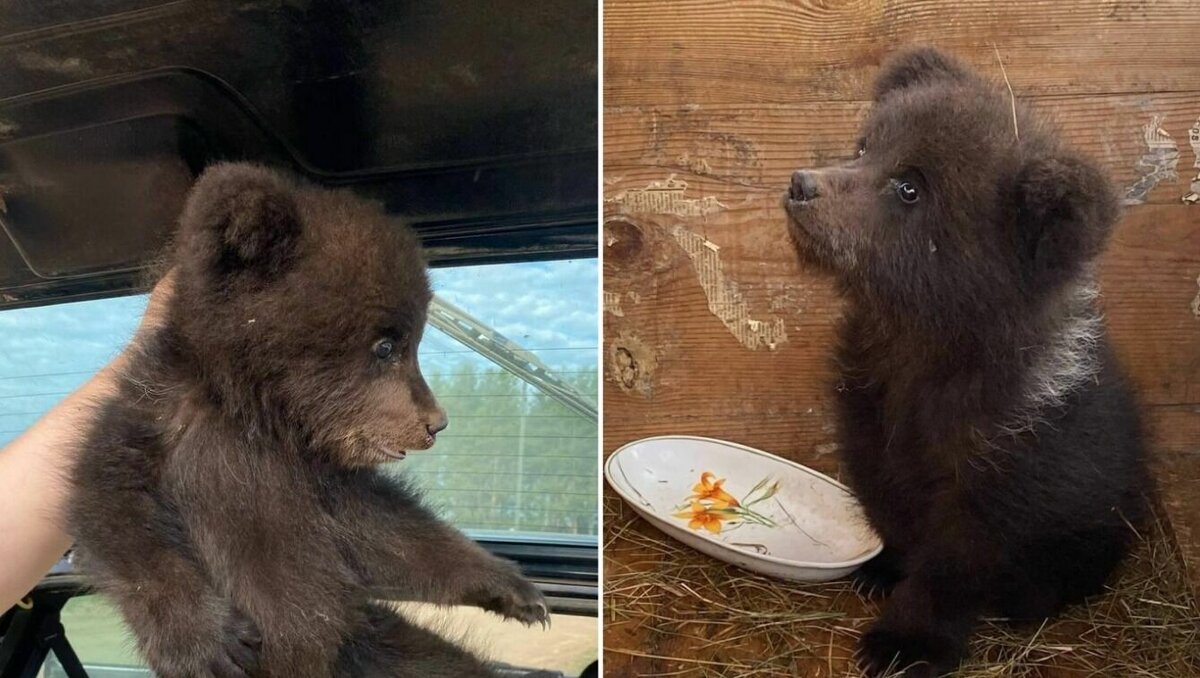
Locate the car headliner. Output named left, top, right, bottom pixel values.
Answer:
left=0, top=1, right=598, bottom=310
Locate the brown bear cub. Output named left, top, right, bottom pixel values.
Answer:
left=69, top=163, right=548, bottom=678
left=784, top=48, right=1150, bottom=677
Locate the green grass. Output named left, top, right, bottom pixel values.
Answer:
left=59, top=596, right=144, bottom=667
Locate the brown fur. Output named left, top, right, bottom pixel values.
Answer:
left=784, top=48, right=1149, bottom=677
left=68, top=163, right=547, bottom=678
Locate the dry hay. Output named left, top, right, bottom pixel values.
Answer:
left=603, top=495, right=1200, bottom=678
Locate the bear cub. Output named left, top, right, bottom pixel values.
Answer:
left=784, top=47, right=1150, bottom=677
left=69, top=163, right=547, bottom=678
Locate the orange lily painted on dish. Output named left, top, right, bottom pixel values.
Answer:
left=673, top=501, right=730, bottom=534
left=674, top=471, right=781, bottom=533
left=689, top=471, right=740, bottom=508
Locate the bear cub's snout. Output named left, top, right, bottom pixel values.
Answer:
left=790, top=169, right=822, bottom=202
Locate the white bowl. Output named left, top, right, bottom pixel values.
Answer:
left=605, top=435, right=882, bottom=582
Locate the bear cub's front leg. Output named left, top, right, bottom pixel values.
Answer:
left=458, top=551, right=549, bottom=626
left=857, top=564, right=978, bottom=678
left=337, top=473, right=549, bottom=627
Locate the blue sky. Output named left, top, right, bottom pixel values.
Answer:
left=424, top=258, right=598, bottom=373
left=0, top=259, right=598, bottom=448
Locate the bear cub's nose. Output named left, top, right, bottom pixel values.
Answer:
left=790, top=170, right=821, bottom=202
left=426, top=411, right=449, bottom=437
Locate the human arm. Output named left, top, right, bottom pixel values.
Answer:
left=0, top=273, right=173, bottom=612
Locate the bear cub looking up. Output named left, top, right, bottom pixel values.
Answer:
left=69, top=163, right=547, bottom=678
left=784, top=47, right=1150, bottom=677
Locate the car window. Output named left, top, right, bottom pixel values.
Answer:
left=0, top=295, right=145, bottom=445
left=0, top=258, right=599, bottom=542
left=408, top=259, right=598, bottom=539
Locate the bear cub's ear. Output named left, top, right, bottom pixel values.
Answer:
left=179, top=162, right=302, bottom=276
left=1013, top=149, right=1119, bottom=289
left=873, top=46, right=972, bottom=101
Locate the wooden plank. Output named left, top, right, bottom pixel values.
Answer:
left=604, top=0, right=1200, bottom=107
left=605, top=93, right=1200, bottom=205
left=603, top=195, right=1200, bottom=413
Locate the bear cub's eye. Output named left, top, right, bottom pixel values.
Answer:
left=373, top=339, right=395, bottom=360
left=894, top=179, right=920, bottom=204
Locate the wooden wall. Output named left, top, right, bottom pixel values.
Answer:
left=602, top=0, right=1200, bottom=670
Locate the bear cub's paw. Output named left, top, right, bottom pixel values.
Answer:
left=468, top=560, right=550, bottom=628
left=852, top=551, right=906, bottom=600
left=213, top=609, right=262, bottom=678
left=857, top=623, right=963, bottom=678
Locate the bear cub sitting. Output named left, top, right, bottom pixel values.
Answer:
left=784, top=47, right=1150, bottom=677
left=69, top=163, right=547, bottom=678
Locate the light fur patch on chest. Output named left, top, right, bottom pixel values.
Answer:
left=997, top=280, right=1102, bottom=437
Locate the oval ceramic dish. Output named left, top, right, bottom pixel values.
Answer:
left=605, top=435, right=882, bottom=581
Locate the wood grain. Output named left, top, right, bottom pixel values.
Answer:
left=605, top=94, right=1200, bottom=205
left=603, top=0, right=1200, bottom=674
left=604, top=0, right=1200, bottom=107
